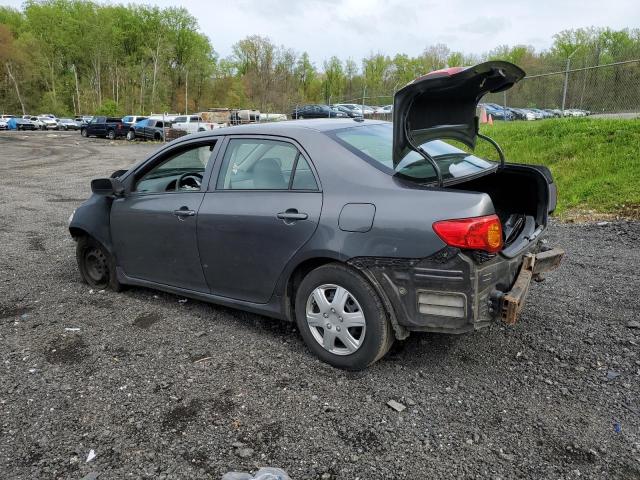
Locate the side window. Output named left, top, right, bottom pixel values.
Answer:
left=190, top=116, right=200, bottom=122
left=217, top=139, right=301, bottom=190
left=174, top=116, right=187, bottom=123
left=292, top=157, right=318, bottom=190
left=135, top=143, right=215, bottom=194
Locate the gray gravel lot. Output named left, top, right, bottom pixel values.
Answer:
left=1, top=131, right=639, bottom=479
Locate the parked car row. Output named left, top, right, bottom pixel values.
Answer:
left=0, top=113, right=90, bottom=130
left=479, top=103, right=591, bottom=121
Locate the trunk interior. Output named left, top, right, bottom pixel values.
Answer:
left=453, top=164, right=552, bottom=256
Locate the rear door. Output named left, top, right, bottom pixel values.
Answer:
left=197, top=136, right=322, bottom=303
left=110, top=139, right=219, bottom=291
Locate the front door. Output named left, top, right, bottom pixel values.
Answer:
left=198, top=137, right=322, bottom=303
left=110, top=140, right=218, bottom=291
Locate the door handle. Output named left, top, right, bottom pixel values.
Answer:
left=173, top=207, right=196, bottom=218
left=277, top=209, right=308, bottom=221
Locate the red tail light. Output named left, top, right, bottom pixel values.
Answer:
left=433, top=215, right=503, bottom=253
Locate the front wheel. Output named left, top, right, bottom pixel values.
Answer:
left=126, top=130, right=135, bottom=141
left=81, top=128, right=88, bottom=137
left=76, top=236, right=122, bottom=291
left=295, top=263, right=394, bottom=370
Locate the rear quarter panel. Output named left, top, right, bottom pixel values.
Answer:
left=297, top=129, right=496, bottom=260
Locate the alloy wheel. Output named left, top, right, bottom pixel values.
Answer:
left=306, top=284, right=366, bottom=355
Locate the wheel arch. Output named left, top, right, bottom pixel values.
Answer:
left=282, top=255, right=408, bottom=340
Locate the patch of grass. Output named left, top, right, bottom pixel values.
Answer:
left=475, top=118, right=640, bottom=217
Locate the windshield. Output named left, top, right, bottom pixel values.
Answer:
left=331, top=123, right=494, bottom=183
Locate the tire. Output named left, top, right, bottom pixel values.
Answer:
left=295, top=263, right=394, bottom=370
left=76, top=236, right=122, bottom=291
left=107, top=129, right=116, bottom=140
left=81, top=128, right=88, bottom=137
left=126, top=130, right=135, bottom=141
left=154, top=132, right=161, bottom=141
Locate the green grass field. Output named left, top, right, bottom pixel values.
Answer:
left=475, top=118, right=640, bottom=218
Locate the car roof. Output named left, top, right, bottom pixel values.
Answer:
left=191, top=118, right=389, bottom=138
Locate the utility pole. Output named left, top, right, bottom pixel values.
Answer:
left=185, top=69, right=188, bottom=115
left=562, top=46, right=581, bottom=115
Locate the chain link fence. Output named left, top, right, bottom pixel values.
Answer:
left=482, top=59, right=640, bottom=115
left=330, top=59, right=640, bottom=119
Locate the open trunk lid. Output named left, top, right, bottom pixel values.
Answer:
left=392, top=61, right=525, bottom=169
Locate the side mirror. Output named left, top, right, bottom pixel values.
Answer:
left=91, top=177, right=124, bottom=196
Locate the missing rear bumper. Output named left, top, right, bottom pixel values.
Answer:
left=499, top=247, right=564, bottom=325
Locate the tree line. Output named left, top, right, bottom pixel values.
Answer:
left=1, top=0, right=639, bottom=116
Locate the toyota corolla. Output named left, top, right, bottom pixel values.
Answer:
left=69, top=61, right=563, bottom=370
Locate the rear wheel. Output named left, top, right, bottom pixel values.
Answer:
left=76, top=236, right=122, bottom=291
left=106, top=129, right=116, bottom=140
left=154, top=132, right=161, bottom=141
left=295, top=263, right=394, bottom=370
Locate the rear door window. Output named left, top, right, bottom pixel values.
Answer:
left=217, top=138, right=317, bottom=191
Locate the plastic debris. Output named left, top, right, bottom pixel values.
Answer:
left=65, top=327, right=80, bottom=332
left=386, top=400, right=406, bottom=412
left=86, top=449, right=96, bottom=462
left=606, top=371, right=621, bottom=381
left=178, top=298, right=188, bottom=304
left=613, top=420, right=622, bottom=433
left=80, top=473, right=99, bottom=480
left=222, top=468, right=290, bottom=480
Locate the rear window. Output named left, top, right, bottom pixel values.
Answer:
left=331, top=123, right=493, bottom=183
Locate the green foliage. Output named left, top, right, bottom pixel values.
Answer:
left=476, top=118, right=640, bottom=216
left=94, top=99, right=122, bottom=116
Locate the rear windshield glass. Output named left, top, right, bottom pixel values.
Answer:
left=330, top=123, right=493, bottom=182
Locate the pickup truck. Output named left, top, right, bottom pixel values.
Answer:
left=171, top=115, right=221, bottom=134
left=80, top=116, right=127, bottom=140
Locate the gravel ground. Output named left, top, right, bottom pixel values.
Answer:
left=1, top=131, right=639, bottom=480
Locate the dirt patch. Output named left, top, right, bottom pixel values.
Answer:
left=0, top=303, right=31, bottom=319
left=133, top=312, right=161, bottom=329
left=44, top=336, right=88, bottom=364
left=27, top=233, right=46, bottom=252
left=162, top=400, right=202, bottom=432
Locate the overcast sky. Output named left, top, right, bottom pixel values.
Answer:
left=2, top=0, right=639, bottom=65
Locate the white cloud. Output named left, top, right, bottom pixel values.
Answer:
left=1, top=0, right=638, bottom=64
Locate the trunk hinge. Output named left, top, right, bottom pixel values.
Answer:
left=477, top=132, right=506, bottom=168
left=404, top=120, right=444, bottom=187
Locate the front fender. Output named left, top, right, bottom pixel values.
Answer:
left=69, top=194, right=114, bottom=253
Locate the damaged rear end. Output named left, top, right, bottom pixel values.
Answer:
left=352, top=61, right=564, bottom=334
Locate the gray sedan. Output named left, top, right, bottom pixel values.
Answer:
left=70, top=61, right=563, bottom=369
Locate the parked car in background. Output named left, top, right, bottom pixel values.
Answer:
left=333, top=104, right=375, bottom=116
left=7, top=117, right=37, bottom=130
left=482, top=104, right=514, bottom=120
left=0, top=118, right=8, bottom=130
left=331, top=105, right=363, bottom=118
left=81, top=116, right=127, bottom=139
left=37, top=116, right=59, bottom=130
left=126, top=118, right=170, bottom=141
left=58, top=118, right=79, bottom=130
left=291, top=104, right=348, bottom=119
left=76, top=116, right=93, bottom=127
left=379, top=105, right=393, bottom=114
left=122, top=115, right=148, bottom=126
left=24, top=116, right=44, bottom=129
left=172, top=115, right=220, bottom=133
